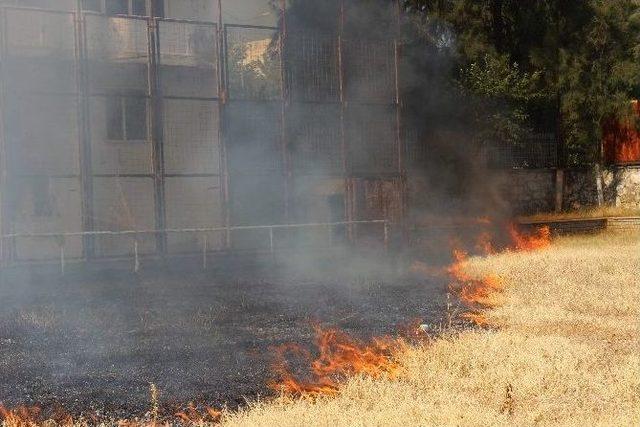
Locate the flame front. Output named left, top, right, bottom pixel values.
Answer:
left=0, top=404, right=75, bottom=427
left=174, top=403, right=222, bottom=425
left=270, top=325, right=402, bottom=396
left=508, top=224, right=551, bottom=252
left=447, top=249, right=505, bottom=325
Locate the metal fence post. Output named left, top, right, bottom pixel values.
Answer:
left=383, top=221, right=390, bottom=251
left=148, top=16, right=167, bottom=256
left=134, top=239, right=140, bottom=273
left=269, top=227, right=275, bottom=254
left=60, top=242, right=65, bottom=275
left=202, top=234, right=208, bottom=270
left=0, top=7, right=14, bottom=266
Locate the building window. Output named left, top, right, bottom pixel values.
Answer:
left=84, top=0, right=165, bottom=17
left=82, top=0, right=102, bottom=12
left=105, top=0, right=129, bottom=15
left=106, top=96, right=148, bottom=142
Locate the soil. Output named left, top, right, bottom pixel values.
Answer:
left=0, top=254, right=447, bottom=420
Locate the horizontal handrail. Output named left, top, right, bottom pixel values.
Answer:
left=1, top=220, right=389, bottom=239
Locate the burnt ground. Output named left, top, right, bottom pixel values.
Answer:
left=0, top=252, right=448, bottom=419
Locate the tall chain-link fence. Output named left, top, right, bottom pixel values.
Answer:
left=0, top=4, right=401, bottom=264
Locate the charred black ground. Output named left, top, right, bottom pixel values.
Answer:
left=0, top=254, right=447, bottom=419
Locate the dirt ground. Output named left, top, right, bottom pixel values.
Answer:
left=0, top=253, right=447, bottom=419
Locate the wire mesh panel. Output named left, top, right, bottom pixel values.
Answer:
left=158, top=20, right=218, bottom=98
left=163, top=99, right=219, bottom=175
left=88, top=95, right=153, bottom=175
left=285, top=32, right=339, bottom=102
left=225, top=26, right=282, bottom=100
left=85, top=14, right=149, bottom=94
left=163, top=98, right=223, bottom=253
left=10, top=177, right=84, bottom=261
left=485, top=133, right=558, bottom=169
left=225, top=100, right=284, bottom=246
left=164, top=176, right=225, bottom=253
left=92, top=177, right=156, bottom=256
left=163, top=0, right=218, bottom=22
left=346, top=104, right=397, bottom=175
left=1, top=8, right=83, bottom=261
left=5, top=94, right=80, bottom=176
left=225, top=101, right=283, bottom=176
left=351, top=177, right=402, bottom=247
left=287, top=103, right=342, bottom=175
left=3, top=8, right=77, bottom=94
left=343, top=39, right=395, bottom=103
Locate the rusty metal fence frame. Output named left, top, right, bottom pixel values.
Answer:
left=0, top=1, right=405, bottom=267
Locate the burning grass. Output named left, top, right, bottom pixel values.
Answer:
left=1, top=228, right=637, bottom=426
left=222, top=231, right=640, bottom=426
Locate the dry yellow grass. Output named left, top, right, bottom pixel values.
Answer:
left=221, top=232, right=640, bottom=427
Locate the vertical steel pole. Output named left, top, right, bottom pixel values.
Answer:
left=148, top=14, right=167, bottom=255
left=279, top=0, right=291, bottom=225
left=75, top=1, right=96, bottom=259
left=60, top=242, right=65, bottom=275
left=217, top=0, right=232, bottom=249
left=394, top=0, right=407, bottom=249
left=134, top=239, right=140, bottom=273
left=269, top=227, right=274, bottom=254
left=337, top=0, right=353, bottom=244
left=202, top=233, right=207, bottom=270
left=0, top=9, right=9, bottom=267
left=0, top=8, right=10, bottom=266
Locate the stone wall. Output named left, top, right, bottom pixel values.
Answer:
left=498, top=165, right=640, bottom=214
left=604, top=166, right=640, bottom=207
left=496, top=169, right=556, bottom=214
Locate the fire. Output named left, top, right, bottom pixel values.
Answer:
left=270, top=324, right=402, bottom=396
left=446, top=249, right=505, bottom=325
left=475, top=231, right=496, bottom=255
left=508, top=224, right=551, bottom=252
left=0, top=405, right=75, bottom=427
left=0, top=405, right=41, bottom=427
left=175, top=403, right=222, bottom=425
left=446, top=224, right=552, bottom=325
left=0, top=402, right=223, bottom=426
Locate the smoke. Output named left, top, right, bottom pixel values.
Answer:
left=0, top=0, right=506, bottom=419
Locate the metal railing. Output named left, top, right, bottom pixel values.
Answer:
left=0, top=220, right=390, bottom=272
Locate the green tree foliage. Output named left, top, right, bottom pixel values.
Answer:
left=405, top=0, right=640, bottom=165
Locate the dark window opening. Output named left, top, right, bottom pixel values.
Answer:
left=151, top=0, right=165, bottom=18
left=106, top=96, right=148, bottom=141
left=98, top=0, right=165, bottom=17
left=82, top=0, right=102, bottom=12
left=105, top=0, right=128, bottom=16
left=131, top=0, right=146, bottom=16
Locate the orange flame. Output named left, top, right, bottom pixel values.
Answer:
left=508, top=224, right=551, bottom=252
left=0, top=404, right=77, bottom=427
left=447, top=248, right=505, bottom=326
left=475, top=231, right=496, bottom=255
left=175, top=403, right=222, bottom=425
left=270, top=325, right=402, bottom=396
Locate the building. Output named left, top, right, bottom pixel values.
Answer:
left=0, top=0, right=404, bottom=263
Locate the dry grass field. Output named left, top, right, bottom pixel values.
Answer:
left=221, top=232, right=640, bottom=427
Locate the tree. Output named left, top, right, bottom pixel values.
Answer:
left=404, top=0, right=640, bottom=166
